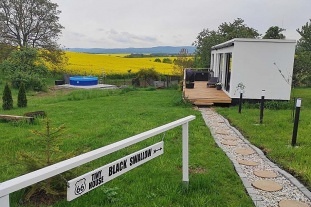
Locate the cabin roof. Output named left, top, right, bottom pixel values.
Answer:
left=211, top=38, right=296, bottom=50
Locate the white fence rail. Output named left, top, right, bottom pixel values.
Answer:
left=0, top=115, right=196, bottom=207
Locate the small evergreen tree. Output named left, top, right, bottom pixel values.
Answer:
left=18, top=82, right=27, bottom=107
left=18, top=118, right=74, bottom=204
left=2, top=83, right=13, bottom=110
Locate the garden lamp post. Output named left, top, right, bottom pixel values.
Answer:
left=238, top=89, right=244, bottom=113
left=292, top=98, right=302, bottom=146
left=260, top=90, right=265, bottom=124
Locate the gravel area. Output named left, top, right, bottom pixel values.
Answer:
left=200, top=107, right=311, bottom=207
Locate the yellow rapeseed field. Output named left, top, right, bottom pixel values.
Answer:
left=64, top=52, right=176, bottom=75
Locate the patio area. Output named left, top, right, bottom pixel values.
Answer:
left=183, top=81, right=231, bottom=105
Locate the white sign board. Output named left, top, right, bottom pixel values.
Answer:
left=67, top=141, right=164, bottom=201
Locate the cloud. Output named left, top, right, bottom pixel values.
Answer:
left=106, top=29, right=159, bottom=45
left=54, top=0, right=311, bottom=48
left=60, top=29, right=161, bottom=48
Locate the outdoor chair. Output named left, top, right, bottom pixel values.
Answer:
left=207, top=77, right=219, bottom=87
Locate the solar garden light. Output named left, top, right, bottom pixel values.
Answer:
left=292, top=98, right=302, bottom=146
left=238, top=89, right=244, bottom=114
left=259, top=90, right=265, bottom=124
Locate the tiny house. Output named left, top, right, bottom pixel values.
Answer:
left=210, top=38, right=296, bottom=100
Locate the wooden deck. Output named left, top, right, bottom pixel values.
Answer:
left=183, top=81, right=231, bottom=105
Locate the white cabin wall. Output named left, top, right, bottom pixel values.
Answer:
left=229, top=41, right=295, bottom=100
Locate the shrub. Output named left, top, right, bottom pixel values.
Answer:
left=0, top=48, right=48, bottom=91
left=137, top=68, right=160, bottom=86
left=9, top=67, right=47, bottom=91
left=17, top=82, right=27, bottom=107
left=162, top=58, right=172, bottom=64
left=2, top=83, right=13, bottom=110
left=154, top=58, right=161, bottom=63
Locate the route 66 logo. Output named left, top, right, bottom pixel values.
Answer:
left=75, top=178, right=86, bottom=195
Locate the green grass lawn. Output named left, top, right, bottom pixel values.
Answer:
left=0, top=86, right=253, bottom=207
left=216, top=88, right=311, bottom=189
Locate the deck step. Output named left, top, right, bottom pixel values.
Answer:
left=193, top=101, right=214, bottom=106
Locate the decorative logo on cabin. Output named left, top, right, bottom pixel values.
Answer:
left=74, top=178, right=86, bottom=195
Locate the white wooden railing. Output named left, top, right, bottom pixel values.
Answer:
left=0, top=115, right=196, bottom=207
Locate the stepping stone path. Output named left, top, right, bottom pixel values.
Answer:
left=279, top=200, right=310, bottom=207
left=238, top=159, right=260, bottom=166
left=252, top=180, right=283, bottom=192
left=216, top=129, right=230, bottom=135
left=223, top=135, right=238, bottom=141
left=254, top=170, right=278, bottom=178
left=221, top=140, right=238, bottom=146
left=235, top=148, right=255, bottom=155
left=200, top=108, right=311, bottom=207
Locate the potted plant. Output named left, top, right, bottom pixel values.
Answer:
left=216, top=82, right=222, bottom=90
left=185, top=69, right=195, bottom=89
left=186, top=81, right=195, bottom=89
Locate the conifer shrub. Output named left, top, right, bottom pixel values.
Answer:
left=18, top=119, right=74, bottom=205
left=17, top=82, right=27, bottom=108
left=2, top=83, right=13, bottom=110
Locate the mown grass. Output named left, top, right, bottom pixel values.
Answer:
left=0, top=85, right=253, bottom=207
left=216, top=88, right=311, bottom=189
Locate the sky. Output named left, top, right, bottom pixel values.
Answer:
left=52, top=0, right=311, bottom=48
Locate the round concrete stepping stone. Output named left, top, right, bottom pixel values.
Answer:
left=279, top=200, right=309, bottom=207
left=252, top=180, right=282, bottom=192
left=254, top=170, right=277, bottom=178
left=221, top=140, right=237, bottom=146
left=238, top=159, right=259, bottom=166
left=210, top=124, right=220, bottom=128
left=235, top=148, right=255, bottom=155
left=216, top=129, right=230, bottom=135
left=223, top=136, right=238, bottom=141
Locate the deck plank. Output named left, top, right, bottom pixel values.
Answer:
left=183, top=81, right=231, bottom=105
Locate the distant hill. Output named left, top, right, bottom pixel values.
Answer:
left=66, top=46, right=196, bottom=54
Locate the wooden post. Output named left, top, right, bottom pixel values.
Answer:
left=238, top=90, right=243, bottom=113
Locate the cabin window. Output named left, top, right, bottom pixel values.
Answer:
left=218, top=54, right=223, bottom=82
left=224, top=53, right=232, bottom=92
left=211, top=54, right=214, bottom=71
